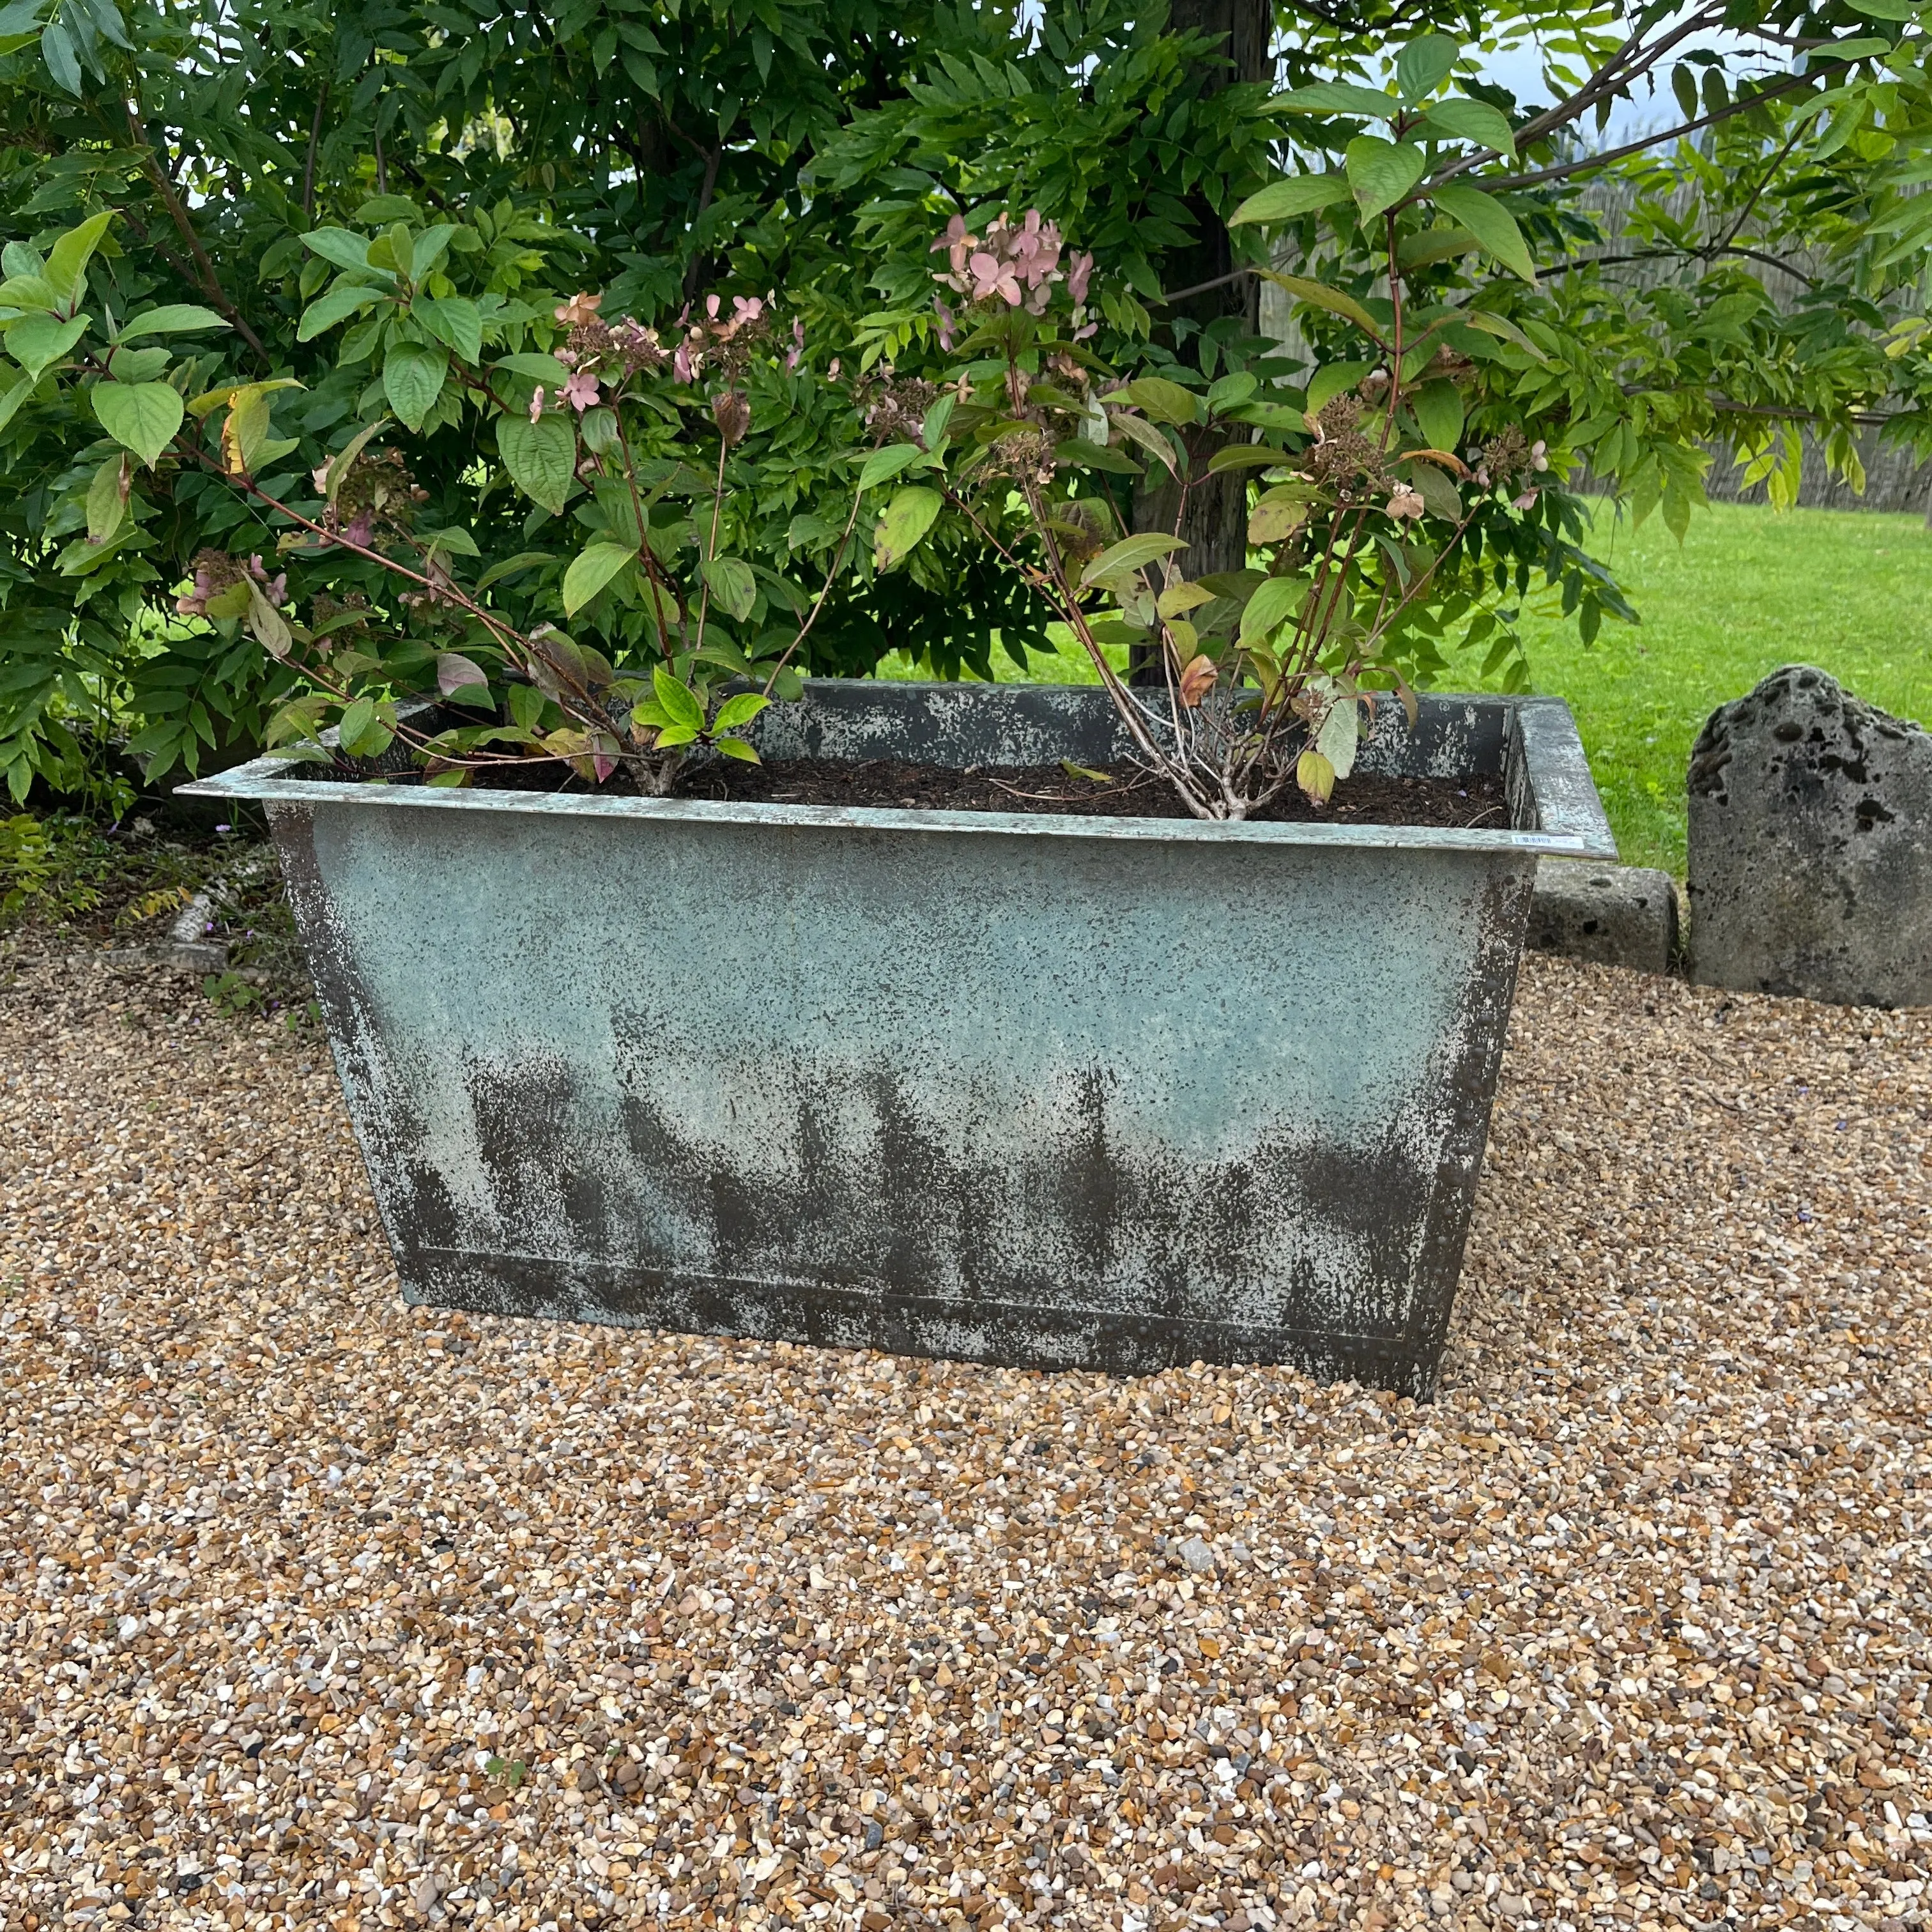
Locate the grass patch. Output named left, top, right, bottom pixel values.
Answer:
left=878, top=500, right=1932, bottom=875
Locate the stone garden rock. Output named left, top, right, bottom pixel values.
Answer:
left=1688, top=664, right=1932, bottom=1008
left=1529, top=860, right=1678, bottom=976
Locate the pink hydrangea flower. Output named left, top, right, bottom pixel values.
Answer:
left=563, top=368, right=601, bottom=412
left=528, top=385, right=546, bottom=424
left=785, top=317, right=805, bottom=372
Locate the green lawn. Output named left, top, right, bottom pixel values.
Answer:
left=877, top=500, right=1932, bottom=876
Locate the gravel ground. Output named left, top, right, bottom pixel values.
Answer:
left=1, top=939, right=1928, bottom=1932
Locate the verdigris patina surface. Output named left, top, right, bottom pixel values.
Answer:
left=185, top=682, right=1614, bottom=1396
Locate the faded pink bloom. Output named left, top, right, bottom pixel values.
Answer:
left=786, top=317, right=805, bottom=372
left=563, top=368, right=601, bottom=412
left=310, top=463, right=331, bottom=494
left=969, top=250, right=1022, bottom=306
left=934, top=299, right=956, bottom=351
left=1530, top=439, right=1549, bottom=471
left=344, top=513, right=374, bottom=548
left=1386, top=485, right=1426, bottom=521
left=555, top=292, right=602, bottom=325
left=529, top=385, right=546, bottom=424
left=1513, top=487, right=1538, bottom=510
left=1067, top=250, right=1093, bottom=305
left=731, top=295, right=765, bottom=325
left=932, top=213, right=976, bottom=280
left=827, top=357, right=841, bottom=379
left=247, top=556, right=288, bottom=605
left=673, top=338, right=694, bottom=383
left=706, top=293, right=722, bottom=320
left=1072, top=321, right=1098, bottom=341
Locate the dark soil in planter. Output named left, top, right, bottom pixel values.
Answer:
left=686, top=757, right=1508, bottom=828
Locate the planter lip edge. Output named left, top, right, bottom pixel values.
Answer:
left=176, top=684, right=1618, bottom=859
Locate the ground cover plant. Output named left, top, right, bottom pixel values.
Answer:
left=3, top=0, right=1932, bottom=816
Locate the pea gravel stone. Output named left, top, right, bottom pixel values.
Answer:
left=1, top=935, right=1928, bottom=1932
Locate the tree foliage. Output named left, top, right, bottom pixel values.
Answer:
left=1, top=0, right=1929, bottom=804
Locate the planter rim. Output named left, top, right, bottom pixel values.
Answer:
left=179, top=683, right=1618, bottom=859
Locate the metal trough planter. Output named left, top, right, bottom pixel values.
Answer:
left=184, top=682, right=1614, bottom=1397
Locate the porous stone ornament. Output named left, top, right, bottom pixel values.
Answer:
left=1529, top=859, right=1678, bottom=976
left=1688, top=665, right=1932, bottom=1007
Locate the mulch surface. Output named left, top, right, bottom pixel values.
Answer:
left=683, top=760, right=1508, bottom=829
left=1, top=936, right=1928, bottom=1932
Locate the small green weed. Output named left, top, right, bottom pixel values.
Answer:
left=203, top=970, right=261, bottom=1015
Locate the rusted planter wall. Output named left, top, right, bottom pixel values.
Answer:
left=183, top=684, right=1614, bottom=1397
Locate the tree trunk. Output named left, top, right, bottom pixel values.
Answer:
left=1130, top=0, right=1272, bottom=679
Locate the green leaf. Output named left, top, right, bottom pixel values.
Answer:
left=1054, top=437, right=1140, bottom=475
left=873, top=486, right=943, bottom=572
left=84, top=454, right=125, bottom=544
left=247, top=580, right=293, bottom=658
left=562, top=540, right=636, bottom=615
left=714, top=735, right=760, bottom=763
left=1461, top=308, right=1550, bottom=362
left=1401, top=457, right=1462, bottom=519
left=1080, top=532, right=1188, bottom=588
left=420, top=523, right=481, bottom=558
left=0, top=369, right=33, bottom=435
left=1395, top=35, right=1459, bottom=102
left=712, top=691, right=769, bottom=732
left=5, top=310, right=86, bottom=379
left=1315, top=693, right=1360, bottom=778
left=40, top=18, right=79, bottom=93
left=1413, top=379, right=1465, bottom=454
left=1239, top=576, right=1307, bottom=645
left=1345, top=137, right=1427, bottom=220
left=339, top=696, right=395, bottom=758
left=496, top=413, right=576, bottom=515
left=383, top=342, right=447, bottom=431
left=1229, top=174, right=1352, bottom=227
left=1306, top=361, right=1372, bottom=412
left=652, top=664, right=703, bottom=730
left=302, top=228, right=377, bottom=275
left=43, top=210, right=111, bottom=305
left=117, top=303, right=227, bottom=341
left=417, top=294, right=482, bottom=365
left=1397, top=227, right=1480, bottom=270
left=1427, top=184, right=1536, bottom=281
left=494, top=351, right=572, bottom=383
left=0, top=273, right=59, bottom=313
left=91, top=379, right=183, bottom=468
left=298, top=283, right=383, bottom=341
left=321, top=416, right=388, bottom=503
left=1276, top=82, right=1400, bottom=119
left=1418, top=98, right=1517, bottom=155
left=703, top=554, right=757, bottom=621
left=1206, top=443, right=1291, bottom=475
left=1848, top=0, right=1918, bottom=14
left=1261, top=272, right=1384, bottom=342
left=857, top=441, right=923, bottom=490
left=475, top=549, right=555, bottom=591
left=411, top=225, right=459, bottom=284
left=1123, top=376, right=1200, bottom=425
